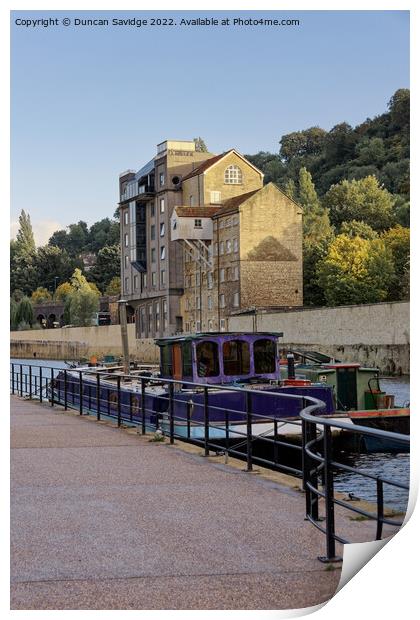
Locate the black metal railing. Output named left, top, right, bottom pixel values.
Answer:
left=10, top=361, right=410, bottom=561
left=300, top=401, right=410, bottom=562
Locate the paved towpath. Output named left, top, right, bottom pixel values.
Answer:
left=11, top=395, right=375, bottom=610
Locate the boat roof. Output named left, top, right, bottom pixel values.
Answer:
left=155, top=332, right=284, bottom=346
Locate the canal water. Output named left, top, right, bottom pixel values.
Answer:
left=10, top=359, right=410, bottom=512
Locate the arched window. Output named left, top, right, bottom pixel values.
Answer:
left=224, top=165, right=243, bottom=184
left=254, top=339, right=276, bottom=374
left=196, top=341, right=220, bottom=377
left=223, top=340, right=250, bottom=376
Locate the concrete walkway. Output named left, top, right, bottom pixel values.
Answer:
left=11, top=396, right=353, bottom=610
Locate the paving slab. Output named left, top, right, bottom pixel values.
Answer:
left=10, top=396, right=381, bottom=610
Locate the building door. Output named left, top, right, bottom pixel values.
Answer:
left=336, top=368, right=358, bottom=410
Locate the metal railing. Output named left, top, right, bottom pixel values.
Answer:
left=10, top=362, right=410, bottom=561
left=300, top=401, right=410, bottom=562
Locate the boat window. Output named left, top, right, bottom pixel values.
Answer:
left=196, top=341, right=219, bottom=377
left=182, top=341, right=193, bottom=378
left=160, top=344, right=173, bottom=377
left=254, top=339, right=276, bottom=374
left=223, top=340, right=250, bottom=376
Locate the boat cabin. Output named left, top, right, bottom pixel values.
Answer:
left=155, top=333, right=282, bottom=385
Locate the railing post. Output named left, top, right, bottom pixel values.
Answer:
left=29, top=366, right=32, bottom=399
left=187, top=400, right=192, bottom=439
left=117, top=376, right=121, bottom=427
left=88, top=384, right=92, bottom=411
left=25, top=370, right=28, bottom=396
left=376, top=479, right=384, bottom=540
left=64, top=369, right=68, bottom=410
left=129, top=392, right=133, bottom=422
left=274, top=419, right=278, bottom=465
left=20, top=364, right=23, bottom=397
left=11, top=363, right=15, bottom=395
left=107, top=388, right=111, bottom=417
left=141, top=378, right=146, bottom=434
left=50, top=367, right=54, bottom=407
left=79, top=371, right=83, bottom=415
left=246, top=391, right=253, bottom=472
left=34, top=375, right=37, bottom=398
left=204, top=387, right=209, bottom=456
left=169, top=382, right=175, bottom=444
left=39, top=366, right=43, bottom=403
left=225, top=410, right=229, bottom=464
left=96, top=373, right=101, bottom=421
left=318, top=425, right=341, bottom=563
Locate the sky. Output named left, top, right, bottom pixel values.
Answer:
left=10, top=9, right=409, bottom=245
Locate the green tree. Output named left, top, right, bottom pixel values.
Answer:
left=317, top=234, right=394, bottom=305
left=283, top=179, right=296, bottom=201
left=299, top=167, right=333, bottom=242
left=340, top=220, right=378, bottom=239
left=15, top=210, right=36, bottom=255
left=54, top=282, right=73, bottom=302
left=33, top=245, right=81, bottom=293
left=89, top=244, right=120, bottom=291
left=194, top=137, right=208, bottom=152
left=88, top=218, right=120, bottom=252
left=323, top=176, right=395, bottom=231
left=382, top=226, right=410, bottom=301
left=15, top=296, right=34, bottom=328
left=105, top=276, right=121, bottom=296
left=10, top=298, right=18, bottom=330
left=31, top=287, right=52, bottom=303
left=69, top=288, right=100, bottom=326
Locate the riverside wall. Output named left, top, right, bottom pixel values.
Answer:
left=228, top=301, right=409, bottom=375
left=10, top=301, right=409, bottom=374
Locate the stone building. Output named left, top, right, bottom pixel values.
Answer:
left=119, top=140, right=302, bottom=338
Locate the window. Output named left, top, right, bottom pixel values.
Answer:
left=151, top=248, right=156, bottom=263
left=196, top=296, right=201, bottom=310
left=223, top=340, right=250, bottom=375
left=160, top=269, right=166, bottom=286
left=196, top=341, right=220, bottom=377
left=220, top=268, right=225, bottom=283
left=220, top=319, right=226, bottom=331
left=210, top=191, right=221, bottom=204
left=142, top=273, right=147, bottom=289
left=214, top=242, right=218, bottom=256
left=194, top=219, right=202, bottom=228
left=160, top=197, right=165, bottom=213
left=208, top=320, right=213, bottom=331
left=185, top=322, right=190, bottom=333
left=124, top=211, right=129, bottom=225
left=124, top=277, right=129, bottom=293
left=208, top=295, right=213, bottom=310
left=219, top=241, right=224, bottom=255
left=233, top=265, right=239, bottom=281
left=233, top=237, right=238, bottom=252
left=196, top=321, right=201, bottom=332
left=124, top=233, right=129, bottom=247
left=155, top=303, right=160, bottom=331
left=208, top=273, right=213, bottom=289
left=141, top=308, right=146, bottom=333
left=163, top=300, right=168, bottom=329
left=254, top=339, right=276, bottom=374
left=151, top=225, right=156, bottom=241
left=124, top=255, right=129, bottom=268
left=159, top=172, right=165, bottom=186
left=134, top=275, right=139, bottom=290
left=182, top=341, right=193, bottom=377
left=219, top=294, right=225, bottom=308
left=226, top=267, right=230, bottom=281
left=233, top=292, right=239, bottom=307
left=224, top=165, right=243, bottom=184
left=151, top=203, right=155, bottom=217
left=160, top=246, right=166, bottom=260
left=152, top=272, right=157, bottom=287
left=195, top=272, right=200, bottom=286
left=148, top=305, right=153, bottom=332
left=190, top=195, right=195, bottom=207
left=226, top=239, right=232, bottom=254
left=160, top=222, right=165, bottom=237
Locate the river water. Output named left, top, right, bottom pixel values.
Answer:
left=10, top=359, right=410, bottom=512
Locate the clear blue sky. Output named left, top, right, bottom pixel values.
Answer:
left=11, top=10, right=409, bottom=244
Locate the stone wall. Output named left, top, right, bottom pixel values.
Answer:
left=228, top=301, right=410, bottom=375
left=10, top=325, right=160, bottom=364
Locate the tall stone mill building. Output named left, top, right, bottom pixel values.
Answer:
left=119, top=139, right=303, bottom=338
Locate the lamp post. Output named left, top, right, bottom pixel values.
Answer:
left=118, top=299, right=130, bottom=375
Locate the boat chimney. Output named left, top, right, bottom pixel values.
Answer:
left=286, top=353, right=295, bottom=380
left=118, top=299, right=130, bottom=375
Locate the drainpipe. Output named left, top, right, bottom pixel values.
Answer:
left=118, top=299, right=130, bottom=375
left=216, top=219, right=220, bottom=328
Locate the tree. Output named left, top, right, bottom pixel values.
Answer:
left=323, top=176, right=395, bottom=231
left=388, top=89, right=410, bottom=131
left=69, top=288, right=100, bottom=326
left=54, top=282, right=73, bottom=302
left=194, top=137, right=208, bottom=152
left=89, top=244, right=121, bottom=292
left=105, top=276, right=121, bottom=296
left=298, top=167, right=333, bottom=242
left=15, top=210, right=36, bottom=255
left=340, top=220, right=378, bottom=239
left=382, top=226, right=410, bottom=301
left=31, top=287, right=52, bottom=303
left=15, top=296, right=34, bottom=328
left=10, top=298, right=18, bottom=330
left=317, top=234, right=394, bottom=306
left=284, top=179, right=296, bottom=201
left=33, top=245, right=81, bottom=293
left=280, top=127, right=327, bottom=161
left=88, top=218, right=120, bottom=252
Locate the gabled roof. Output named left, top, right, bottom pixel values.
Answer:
left=212, top=189, right=260, bottom=218
left=174, top=206, right=221, bottom=218
left=181, top=149, right=264, bottom=182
